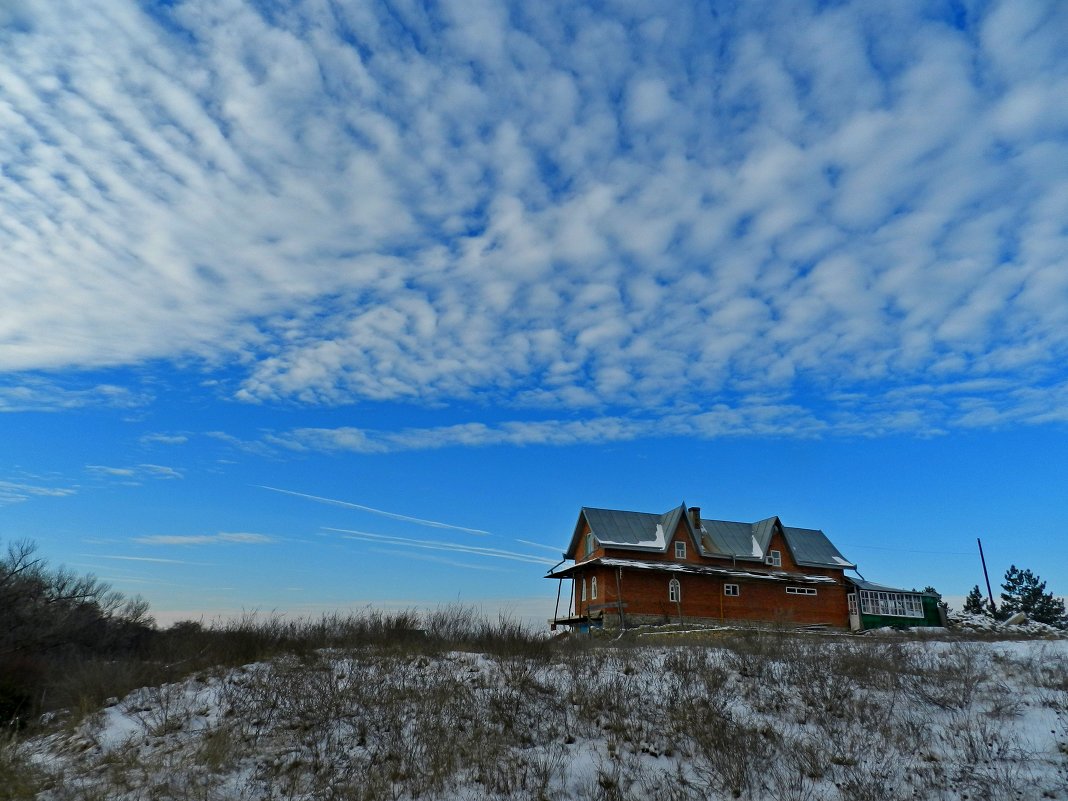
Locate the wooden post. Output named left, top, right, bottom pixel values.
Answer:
left=553, top=578, right=563, bottom=627
left=615, top=567, right=626, bottom=631
left=978, top=538, right=998, bottom=616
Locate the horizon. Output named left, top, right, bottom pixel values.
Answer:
left=2, top=0, right=1067, bottom=627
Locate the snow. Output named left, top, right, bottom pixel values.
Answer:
left=18, top=633, right=1068, bottom=801
left=750, top=535, right=763, bottom=558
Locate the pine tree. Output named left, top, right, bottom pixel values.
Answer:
left=963, top=584, right=990, bottom=616
left=999, top=565, right=1067, bottom=626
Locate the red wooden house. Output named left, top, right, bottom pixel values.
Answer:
left=546, top=504, right=859, bottom=630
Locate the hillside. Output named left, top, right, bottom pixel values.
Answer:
left=7, top=628, right=1068, bottom=801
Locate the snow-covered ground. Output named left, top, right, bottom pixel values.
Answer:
left=16, top=630, right=1068, bottom=800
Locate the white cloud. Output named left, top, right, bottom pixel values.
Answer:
left=0, top=1, right=1066, bottom=436
left=87, top=463, right=184, bottom=482
left=0, top=478, right=77, bottom=506
left=140, top=433, right=189, bottom=446
left=133, top=532, right=274, bottom=546
left=258, top=486, right=491, bottom=536
left=326, top=528, right=558, bottom=567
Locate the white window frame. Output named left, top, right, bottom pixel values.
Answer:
left=765, top=550, right=782, bottom=567
left=674, top=540, right=687, bottom=559
left=858, top=590, right=924, bottom=618
left=591, top=575, right=598, bottom=600
left=786, top=586, right=817, bottom=596
left=724, top=584, right=740, bottom=597
left=668, top=578, right=681, bottom=603
left=585, top=532, right=594, bottom=557
left=581, top=578, right=587, bottom=602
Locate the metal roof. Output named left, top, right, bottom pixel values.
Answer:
left=584, top=507, right=662, bottom=546
left=847, top=577, right=935, bottom=595
left=565, top=504, right=855, bottom=569
left=783, top=526, right=857, bottom=569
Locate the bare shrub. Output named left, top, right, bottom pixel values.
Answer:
left=0, top=731, right=47, bottom=801
left=905, top=642, right=990, bottom=710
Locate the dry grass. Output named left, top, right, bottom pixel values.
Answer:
left=12, top=614, right=1068, bottom=801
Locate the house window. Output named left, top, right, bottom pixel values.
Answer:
left=674, top=540, right=687, bottom=559
left=786, top=586, right=817, bottom=596
left=858, top=590, right=923, bottom=618
left=766, top=550, right=782, bottom=567
left=848, top=593, right=858, bottom=616
left=591, top=576, right=598, bottom=600
left=585, top=532, right=594, bottom=557
left=581, top=579, right=587, bottom=602
left=668, top=578, right=681, bottom=603
left=724, top=584, right=740, bottom=597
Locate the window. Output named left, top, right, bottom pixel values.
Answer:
left=847, top=593, right=858, bottom=616
left=585, top=532, right=594, bottom=557
left=668, top=578, right=681, bottom=603
left=786, top=586, right=817, bottom=596
left=581, top=579, right=587, bottom=602
left=858, top=590, right=923, bottom=618
left=765, top=550, right=782, bottom=567
left=724, top=584, right=740, bottom=596
left=674, top=540, right=687, bottom=559
left=591, top=576, right=598, bottom=600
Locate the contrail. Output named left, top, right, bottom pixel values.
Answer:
left=324, top=528, right=556, bottom=565
left=258, top=485, right=491, bottom=535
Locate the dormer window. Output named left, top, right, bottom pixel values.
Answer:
left=585, top=532, right=594, bottom=557
left=765, top=550, right=781, bottom=567
left=674, top=540, right=687, bottom=559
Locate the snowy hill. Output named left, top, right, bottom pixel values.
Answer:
left=10, top=630, right=1068, bottom=800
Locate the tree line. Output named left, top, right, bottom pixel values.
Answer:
left=963, top=564, right=1067, bottom=625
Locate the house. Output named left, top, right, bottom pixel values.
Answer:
left=545, top=503, right=942, bottom=631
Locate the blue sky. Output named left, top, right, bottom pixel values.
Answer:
left=2, top=0, right=1067, bottom=624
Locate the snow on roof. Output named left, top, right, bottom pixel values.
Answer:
left=547, top=557, right=839, bottom=584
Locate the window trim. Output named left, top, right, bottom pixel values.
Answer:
left=858, top=589, right=924, bottom=618
left=786, top=586, right=817, bottom=596
left=674, top=540, right=687, bottom=559
left=724, top=584, right=740, bottom=597
left=668, top=578, right=681, bottom=603
left=591, top=575, right=598, bottom=600
left=765, top=549, right=782, bottom=567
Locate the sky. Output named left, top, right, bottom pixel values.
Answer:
left=2, top=0, right=1067, bottom=626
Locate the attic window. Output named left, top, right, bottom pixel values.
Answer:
left=674, top=541, right=686, bottom=559
left=585, top=532, right=593, bottom=557
left=765, top=550, right=782, bottom=567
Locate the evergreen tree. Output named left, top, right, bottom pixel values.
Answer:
left=963, top=584, right=990, bottom=616
left=999, top=565, right=1066, bottom=625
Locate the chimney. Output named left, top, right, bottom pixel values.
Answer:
left=690, top=506, right=701, bottom=531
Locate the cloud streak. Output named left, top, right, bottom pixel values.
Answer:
left=260, top=486, right=491, bottom=536
left=133, top=532, right=274, bottom=546
left=326, top=528, right=557, bottom=567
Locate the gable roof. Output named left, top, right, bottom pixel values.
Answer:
left=565, top=504, right=854, bottom=569
left=784, top=526, right=856, bottom=569
left=566, top=505, right=691, bottom=557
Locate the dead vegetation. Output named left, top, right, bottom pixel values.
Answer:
left=5, top=611, right=1068, bottom=801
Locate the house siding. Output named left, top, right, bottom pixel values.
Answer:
left=570, top=564, right=850, bottom=628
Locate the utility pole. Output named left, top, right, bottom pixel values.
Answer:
left=977, top=538, right=998, bottom=616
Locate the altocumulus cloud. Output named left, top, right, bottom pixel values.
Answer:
left=1, top=1, right=1067, bottom=437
